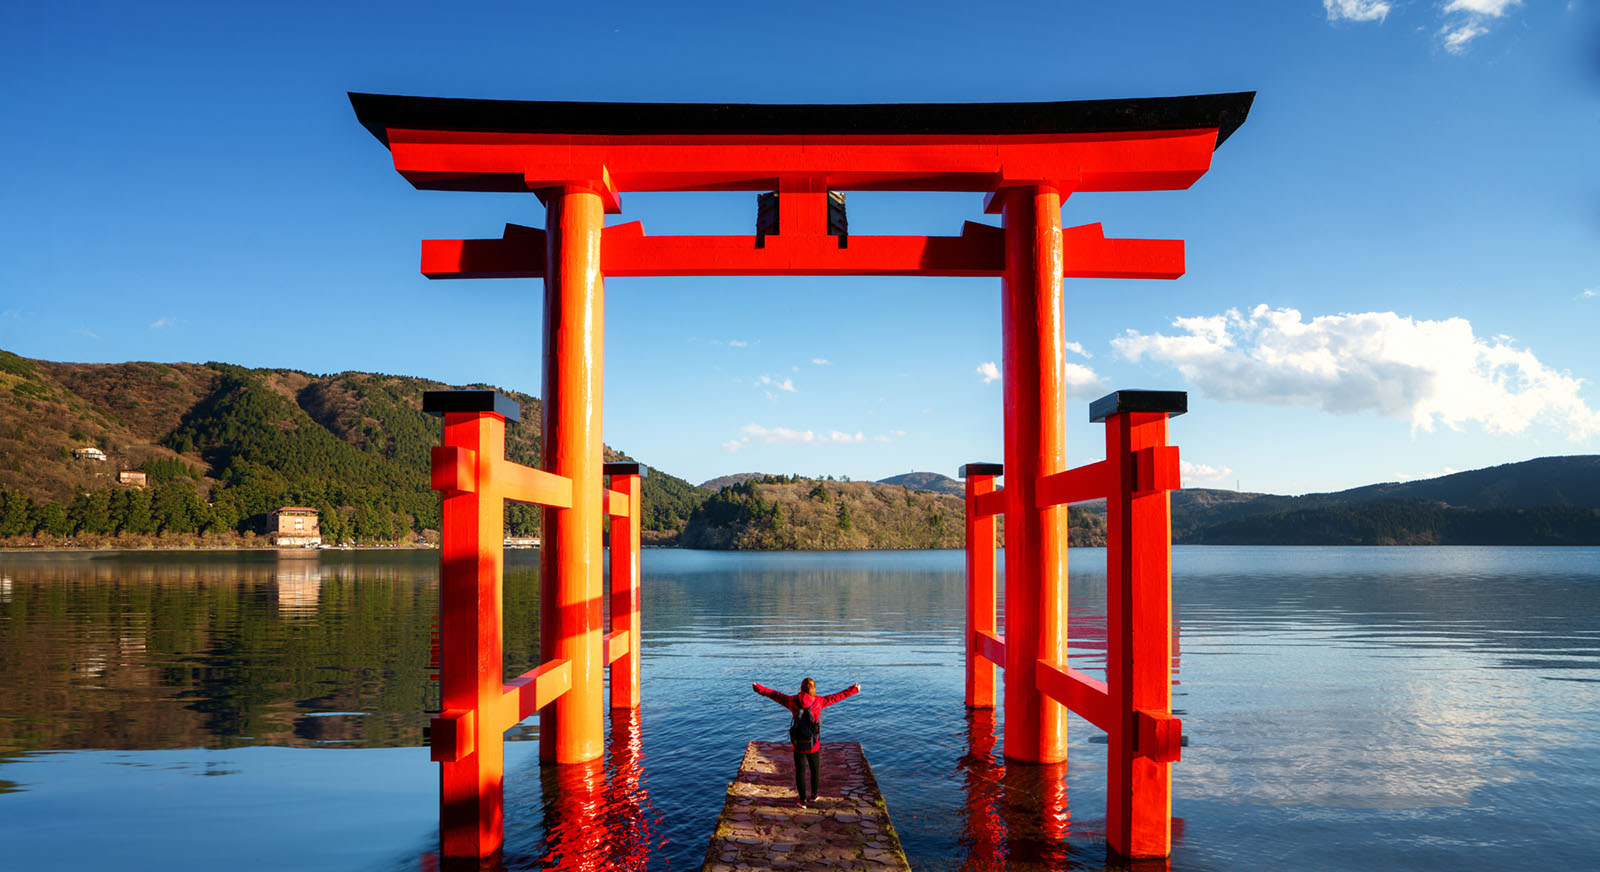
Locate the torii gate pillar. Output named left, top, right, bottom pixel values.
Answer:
left=539, top=186, right=608, bottom=764
left=996, top=185, right=1069, bottom=764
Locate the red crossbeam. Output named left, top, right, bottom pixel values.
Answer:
left=605, top=629, right=630, bottom=664
left=973, top=630, right=1006, bottom=666
left=972, top=488, right=1007, bottom=518
left=421, top=221, right=1183, bottom=280
left=430, top=445, right=573, bottom=508
left=1036, top=459, right=1113, bottom=507
left=432, top=657, right=572, bottom=763
left=604, top=488, right=630, bottom=517
left=1035, top=659, right=1112, bottom=733
left=387, top=129, right=1223, bottom=196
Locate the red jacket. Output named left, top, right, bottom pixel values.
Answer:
left=754, top=683, right=859, bottom=753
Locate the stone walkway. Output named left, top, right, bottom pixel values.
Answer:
left=702, top=741, right=911, bottom=872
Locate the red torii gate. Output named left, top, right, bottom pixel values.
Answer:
left=351, top=90, right=1251, bottom=862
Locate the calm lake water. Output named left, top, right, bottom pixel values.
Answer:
left=1, top=547, right=1597, bottom=870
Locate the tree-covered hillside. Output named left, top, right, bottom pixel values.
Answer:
left=678, top=475, right=1106, bottom=550
left=0, top=351, right=703, bottom=544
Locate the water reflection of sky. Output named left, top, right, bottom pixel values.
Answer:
left=0, top=546, right=1596, bottom=870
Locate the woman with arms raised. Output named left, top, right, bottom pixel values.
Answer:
left=752, top=677, right=861, bottom=807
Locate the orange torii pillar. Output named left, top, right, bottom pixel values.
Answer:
left=993, top=184, right=1069, bottom=765
left=539, top=183, right=612, bottom=765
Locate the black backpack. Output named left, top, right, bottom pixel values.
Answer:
left=789, top=702, right=819, bottom=748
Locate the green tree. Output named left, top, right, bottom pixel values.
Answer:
left=33, top=502, right=70, bottom=537
left=66, top=490, right=113, bottom=535
left=152, top=480, right=204, bottom=534
left=0, top=490, right=32, bottom=537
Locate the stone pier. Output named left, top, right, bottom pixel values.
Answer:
left=702, top=741, right=911, bottom=872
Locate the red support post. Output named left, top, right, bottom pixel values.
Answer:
left=1096, top=389, right=1186, bottom=858
left=435, top=406, right=507, bottom=860
left=997, top=185, right=1069, bottom=764
left=540, top=185, right=607, bottom=764
left=961, top=463, right=1002, bottom=709
left=605, top=463, right=644, bottom=711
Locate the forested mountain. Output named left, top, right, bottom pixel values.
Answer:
left=0, top=350, right=703, bottom=544
left=877, top=471, right=965, bottom=496
left=678, top=474, right=1105, bottom=550
left=698, top=472, right=775, bottom=491
left=1166, top=457, right=1600, bottom=545
left=4, top=348, right=1594, bottom=547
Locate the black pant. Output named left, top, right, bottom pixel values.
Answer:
left=792, top=750, right=819, bottom=798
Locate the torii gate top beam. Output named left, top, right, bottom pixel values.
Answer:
left=349, top=92, right=1253, bottom=280
left=348, top=92, right=1254, bottom=197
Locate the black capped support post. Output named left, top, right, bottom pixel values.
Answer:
left=422, top=390, right=522, bottom=423
left=1088, top=390, right=1187, bottom=423
left=958, top=463, right=1004, bottom=478
left=602, top=462, right=648, bottom=478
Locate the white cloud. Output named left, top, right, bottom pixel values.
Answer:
left=1323, top=0, right=1523, bottom=51
left=977, top=361, right=1001, bottom=383
left=811, top=358, right=830, bottom=365
left=1395, top=465, right=1462, bottom=482
left=1112, top=304, right=1600, bottom=439
left=1180, top=459, right=1234, bottom=485
left=1578, top=289, right=1597, bottom=300
left=1444, top=0, right=1519, bottom=15
left=727, top=339, right=749, bottom=347
left=1065, top=362, right=1105, bottom=397
left=722, top=423, right=898, bottom=452
left=1063, top=341, right=1092, bottom=359
left=1439, top=0, right=1521, bottom=52
left=1441, top=22, right=1489, bottom=51
left=1324, top=0, right=1391, bottom=22
left=75, top=328, right=100, bottom=340
left=149, top=317, right=177, bottom=329
left=757, top=375, right=796, bottom=393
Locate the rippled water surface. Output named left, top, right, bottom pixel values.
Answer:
left=1, top=547, right=1597, bottom=870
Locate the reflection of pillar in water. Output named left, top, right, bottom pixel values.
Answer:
left=536, top=758, right=608, bottom=871
left=997, top=757, right=1071, bottom=868
left=273, top=556, right=323, bottom=616
left=959, top=708, right=1005, bottom=871
left=604, top=709, right=654, bottom=871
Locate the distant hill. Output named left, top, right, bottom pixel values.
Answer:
left=679, top=474, right=1104, bottom=550
left=7, top=347, right=1594, bottom=547
left=877, top=471, right=965, bottom=496
left=0, top=350, right=702, bottom=543
left=1167, top=456, right=1600, bottom=545
left=698, top=472, right=773, bottom=492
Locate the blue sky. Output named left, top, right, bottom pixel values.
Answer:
left=2, top=1, right=1596, bottom=494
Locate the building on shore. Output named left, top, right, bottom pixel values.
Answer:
left=73, top=447, right=107, bottom=461
left=270, top=507, right=322, bottom=547
left=117, top=471, right=147, bottom=487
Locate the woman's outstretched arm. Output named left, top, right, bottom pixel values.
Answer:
left=817, top=683, right=861, bottom=708
left=752, top=683, right=796, bottom=712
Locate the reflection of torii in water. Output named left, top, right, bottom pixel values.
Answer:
left=352, top=88, right=1252, bottom=862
